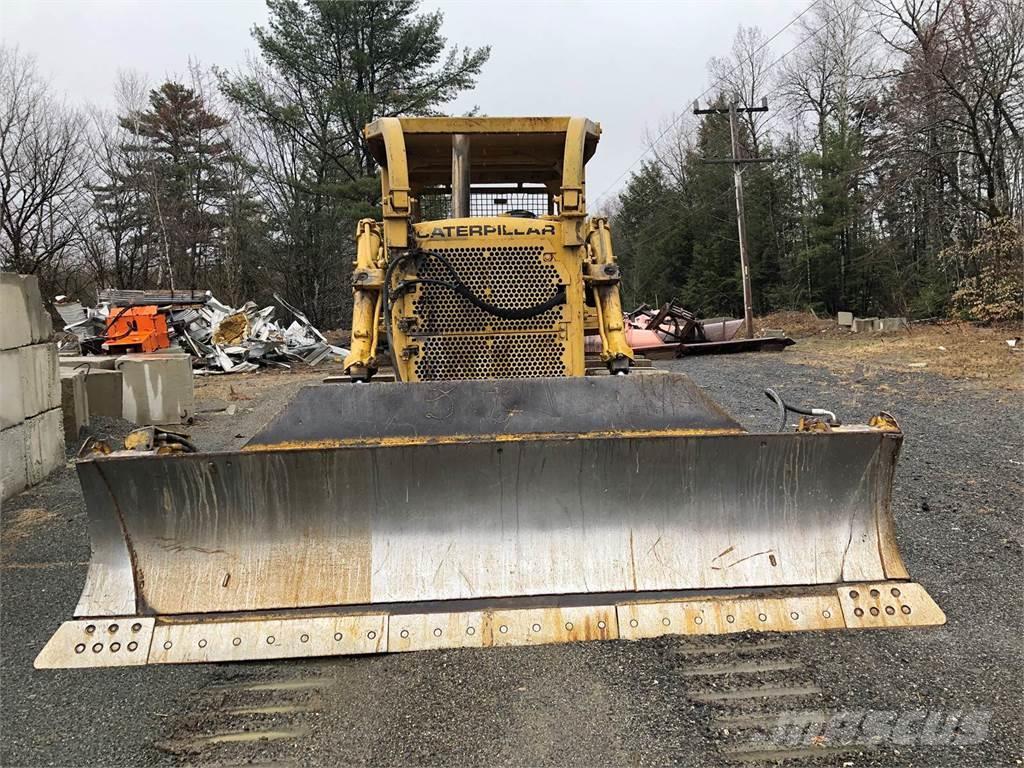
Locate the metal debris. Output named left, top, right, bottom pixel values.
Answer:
left=53, top=291, right=349, bottom=373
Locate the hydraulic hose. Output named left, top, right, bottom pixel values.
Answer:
left=764, top=388, right=838, bottom=432
left=390, top=248, right=566, bottom=321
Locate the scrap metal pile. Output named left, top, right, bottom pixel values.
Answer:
left=53, top=289, right=348, bottom=373
left=584, top=300, right=794, bottom=357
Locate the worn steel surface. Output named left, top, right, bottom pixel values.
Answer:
left=247, top=374, right=741, bottom=446
left=36, top=582, right=945, bottom=668
left=73, top=426, right=903, bottom=617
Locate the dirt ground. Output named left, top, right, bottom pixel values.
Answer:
left=758, top=311, right=1024, bottom=391
left=1, top=332, right=1021, bottom=768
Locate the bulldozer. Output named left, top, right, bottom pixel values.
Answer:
left=36, top=117, right=943, bottom=669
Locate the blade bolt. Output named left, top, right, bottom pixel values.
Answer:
left=869, top=589, right=880, bottom=598
left=433, top=628, right=442, bottom=637
left=890, top=588, right=901, bottom=597
left=885, top=606, right=896, bottom=615
left=127, top=642, right=138, bottom=652
left=901, top=605, right=912, bottom=614
left=400, top=630, right=410, bottom=639
left=198, top=639, right=207, bottom=648
left=758, top=613, right=767, bottom=622
left=85, top=624, right=96, bottom=634
left=869, top=607, right=880, bottom=616
left=108, top=624, right=119, bottom=633
left=854, top=608, right=864, bottom=617
left=232, top=638, right=242, bottom=646
left=110, top=642, right=121, bottom=652
left=74, top=643, right=86, bottom=654
left=301, top=634, right=309, bottom=643
left=131, top=623, right=142, bottom=633
left=92, top=643, right=103, bottom=653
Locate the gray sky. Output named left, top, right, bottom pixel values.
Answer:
left=1, top=0, right=808, bottom=203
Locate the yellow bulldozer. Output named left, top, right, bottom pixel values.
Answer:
left=37, top=117, right=943, bottom=669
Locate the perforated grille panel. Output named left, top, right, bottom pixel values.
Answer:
left=415, top=333, right=566, bottom=380
left=408, top=244, right=568, bottom=381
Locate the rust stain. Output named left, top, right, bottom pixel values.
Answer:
left=241, top=427, right=746, bottom=453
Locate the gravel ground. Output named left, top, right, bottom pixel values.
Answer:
left=1, top=354, right=1020, bottom=767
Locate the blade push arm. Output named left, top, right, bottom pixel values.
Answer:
left=344, top=219, right=385, bottom=381
left=586, top=218, right=634, bottom=373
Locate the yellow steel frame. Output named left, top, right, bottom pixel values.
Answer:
left=344, top=116, right=634, bottom=381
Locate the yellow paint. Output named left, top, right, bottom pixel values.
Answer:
left=241, top=427, right=746, bottom=453
left=37, top=581, right=945, bottom=668
left=346, top=116, right=634, bottom=382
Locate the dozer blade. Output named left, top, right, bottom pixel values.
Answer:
left=36, top=374, right=943, bottom=669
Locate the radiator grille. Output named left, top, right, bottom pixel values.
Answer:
left=412, top=245, right=563, bottom=333
left=414, top=333, right=566, bottom=380
left=409, top=244, right=567, bottom=380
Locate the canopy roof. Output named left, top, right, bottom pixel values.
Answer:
left=364, top=117, right=601, bottom=186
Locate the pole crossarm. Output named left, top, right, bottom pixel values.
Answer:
left=691, top=99, right=774, bottom=340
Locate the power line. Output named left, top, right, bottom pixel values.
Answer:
left=589, top=0, right=825, bottom=210
left=618, top=82, right=957, bottom=258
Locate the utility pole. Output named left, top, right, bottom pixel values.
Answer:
left=693, top=98, right=772, bottom=339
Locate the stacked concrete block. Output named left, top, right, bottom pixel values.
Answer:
left=60, top=369, right=90, bottom=442
left=58, top=354, right=117, bottom=370
left=117, top=353, right=195, bottom=425
left=879, top=317, right=908, bottom=332
left=837, top=311, right=854, bottom=327
left=1, top=273, right=64, bottom=501
left=852, top=317, right=879, bottom=333
left=83, top=369, right=123, bottom=418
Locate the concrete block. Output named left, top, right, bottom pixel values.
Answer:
left=117, top=354, right=194, bottom=425
left=879, top=317, right=908, bottom=332
left=19, top=343, right=60, bottom=418
left=22, top=274, right=53, bottom=342
left=59, top=354, right=118, bottom=371
left=837, top=311, right=854, bottom=327
left=0, top=348, right=25, bottom=429
left=0, top=273, right=33, bottom=350
left=60, top=369, right=90, bottom=442
left=25, top=407, right=65, bottom=484
left=1, top=422, right=28, bottom=500
left=852, top=317, right=879, bottom=333
left=84, top=369, right=123, bottom=418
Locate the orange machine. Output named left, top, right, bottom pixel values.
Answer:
left=102, top=305, right=171, bottom=354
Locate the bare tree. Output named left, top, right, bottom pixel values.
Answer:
left=777, top=0, right=879, bottom=150
left=0, top=46, right=89, bottom=292
left=875, top=0, right=1024, bottom=220
left=708, top=26, right=775, bottom=154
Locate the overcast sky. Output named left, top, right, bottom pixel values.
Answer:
left=1, top=0, right=808, bottom=203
